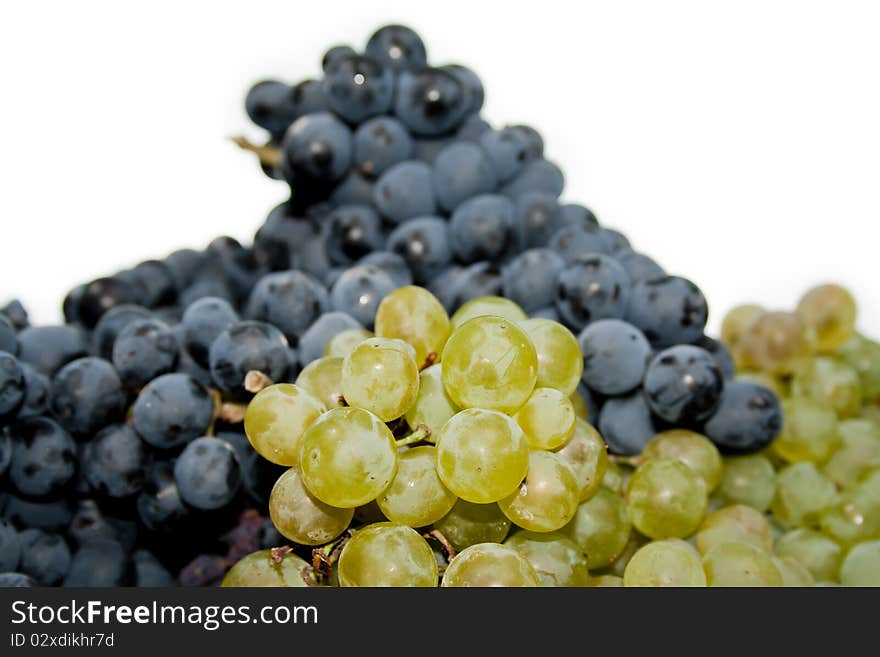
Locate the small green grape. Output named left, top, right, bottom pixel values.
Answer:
left=564, top=488, right=631, bottom=570
left=244, top=383, right=326, bottom=466
left=504, top=531, right=589, bottom=587
left=586, top=574, right=623, bottom=587
left=498, top=450, right=580, bottom=533
left=791, top=357, right=862, bottom=419
left=775, top=528, right=843, bottom=582
left=554, top=418, right=608, bottom=501
left=404, top=364, right=459, bottom=433
left=434, top=499, right=512, bottom=552
left=771, top=462, right=839, bottom=528
left=269, top=468, right=353, bottom=545
left=641, top=429, right=723, bottom=493
left=818, top=491, right=880, bottom=547
left=719, top=454, right=776, bottom=511
left=514, top=387, right=576, bottom=450
left=823, top=419, right=880, bottom=488
left=740, top=311, right=813, bottom=376
left=795, top=283, right=857, bottom=354
left=735, top=370, right=787, bottom=397
left=342, top=337, right=420, bottom=421
left=518, top=318, right=583, bottom=396
left=338, top=523, right=438, bottom=587
left=450, top=296, right=527, bottom=328
left=295, top=356, right=345, bottom=409
left=602, top=460, right=628, bottom=495
left=442, top=543, right=540, bottom=587
left=623, top=539, right=706, bottom=587
left=374, top=286, right=451, bottom=368
left=702, top=541, right=782, bottom=587
left=772, top=397, right=839, bottom=463
left=324, top=328, right=373, bottom=359
left=838, top=334, right=880, bottom=400
left=721, top=304, right=765, bottom=357
left=221, top=550, right=312, bottom=587
left=839, top=540, right=880, bottom=586
left=377, top=446, right=457, bottom=527
left=570, top=387, right=590, bottom=421
left=695, top=504, right=773, bottom=556
left=771, top=556, right=816, bottom=587
left=625, top=459, right=708, bottom=539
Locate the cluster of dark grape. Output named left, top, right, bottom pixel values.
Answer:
left=1, top=24, right=786, bottom=588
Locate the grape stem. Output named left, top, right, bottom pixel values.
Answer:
left=218, top=402, right=247, bottom=424
left=395, top=424, right=432, bottom=448
left=244, top=370, right=273, bottom=394
left=421, top=352, right=438, bottom=371
left=312, top=531, right=353, bottom=576
left=230, top=135, right=282, bottom=169
left=422, top=528, right=457, bottom=561
left=270, top=545, right=294, bottom=564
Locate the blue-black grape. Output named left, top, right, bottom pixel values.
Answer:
left=82, top=424, right=145, bottom=498
left=597, top=228, right=631, bottom=254
left=598, top=392, right=658, bottom=456
left=281, top=112, right=353, bottom=186
left=137, top=461, right=188, bottom=532
left=126, top=260, right=178, bottom=308
left=445, top=261, right=503, bottom=307
left=63, top=538, right=131, bottom=587
left=91, top=305, right=154, bottom=360
left=394, top=67, right=469, bottom=136
left=77, top=276, right=140, bottom=329
left=2, top=495, right=73, bottom=533
left=181, top=296, right=240, bottom=369
left=625, top=275, right=708, bottom=348
left=643, top=345, right=724, bottom=424
left=479, top=127, right=531, bottom=183
left=0, top=351, right=26, bottom=421
left=617, top=250, right=665, bottom=284
left=245, top=80, right=296, bottom=137
left=513, top=191, right=564, bottom=250
left=246, top=270, right=328, bottom=343
left=290, top=79, right=329, bottom=116
left=433, top=141, right=498, bottom=212
left=0, top=315, right=17, bottom=354
left=164, top=248, right=208, bottom=292
left=357, top=251, right=413, bottom=288
left=555, top=254, right=631, bottom=330
left=67, top=499, right=137, bottom=551
left=112, top=318, right=179, bottom=389
left=703, top=381, right=783, bottom=454
left=323, top=204, right=384, bottom=266
left=449, top=194, right=515, bottom=263
left=209, top=321, right=291, bottom=393
left=133, top=373, right=214, bottom=449
left=133, top=549, right=176, bottom=587
left=353, top=116, right=414, bottom=178
left=1, top=300, right=27, bottom=330
left=456, top=114, right=491, bottom=142
left=578, top=319, right=652, bottom=396
left=322, top=45, right=357, bottom=72
left=298, top=312, right=362, bottom=365
left=510, top=124, right=544, bottom=160
left=0, top=430, right=10, bottom=476
left=217, top=432, right=285, bottom=506
left=501, top=248, right=566, bottom=313
left=373, top=160, right=436, bottom=223
left=16, top=325, right=88, bottom=377
left=366, top=24, right=428, bottom=71
left=427, top=265, right=465, bottom=312
left=253, top=202, right=317, bottom=271
left=575, top=381, right=601, bottom=424
left=18, top=529, right=71, bottom=586
left=179, top=277, right=234, bottom=309
left=501, top=159, right=564, bottom=199
left=532, top=306, right=560, bottom=322
left=174, top=437, right=241, bottom=511
left=50, top=357, right=125, bottom=436
left=413, top=136, right=455, bottom=163
left=7, top=417, right=76, bottom=499
left=323, top=54, right=394, bottom=124
left=204, top=236, right=262, bottom=304
left=695, top=335, right=736, bottom=380
left=442, top=64, right=484, bottom=115
left=559, top=203, right=599, bottom=232
left=387, top=216, right=452, bottom=284
left=330, top=171, right=376, bottom=207
left=0, top=573, right=35, bottom=587
left=0, top=520, right=21, bottom=572
left=329, top=264, right=396, bottom=327
left=549, top=225, right=610, bottom=263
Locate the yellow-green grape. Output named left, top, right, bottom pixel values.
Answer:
left=441, top=316, right=538, bottom=414
left=514, top=387, right=576, bottom=450
left=641, top=429, right=723, bottom=493
left=623, top=539, right=707, bottom=587
left=341, top=337, right=419, bottom=421
left=504, top=531, right=590, bottom=587
left=295, top=356, right=345, bottom=409
left=498, top=450, right=580, bottom=532
left=338, top=522, right=438, bottom=587
left=735, top=370, right=788, bottom=398
left=374, top=286, right=451, bottom=368
left=721, top=304, right=765, bottom=359
left=244, top=384, right=326, bottom=466
left=795, top=283, right=857, bottom=354
left=221, top=550, right=311, bottom=587
left=771, top=462, right=839, bottom=528
left=818, top=491, right=880, bottom=547
left=861, top=468, right=880, bottom=498
left=299, top=407, right=398, bottom=508
left=775, top=528, right=843, bottom=581
left=269, top=468, right=353, bottom=546
left=404, top=364, right=458, bottom=433
left=703, top=541, right=782, bottom=587
left=824, top=419, right=880, bottom=487
left=434, top=499, right=511, bottom=552
left=772, top=556, right=816, bottom=587
left=741, top=311, right=813, bottom=376
left=719, top=454, right=776, bottom=512
left=450, top=295, right=527, bottom=328
left=838, top=540, right=880, bottom=586
left=607, top=534, right=648, bottom=577
left=435, top=408, right=529, bottom=504
left=587, top=574, right=623, bottom=587
left=441, top=542, right=540, bottom=587
left=377, top=446, right=457, bottom=527
left=773, top=397, right=840, bottom=464
left=838, top=334, right=880, bottom=400
left=570, top=388, right=589, bottom=421
left=791, top=357, right=862, bottom=419
left=565, top=488, right=631, bottom=570
left=602, top=460, right=627, bottom=495
left=518, top=318, right=583, bottom=396
left=555, top=418, right=608, bottom=501
left=625, top=459, right=708, bottom=539
left=324, top=328, right=373, bottom=359
left=695, top=504, right=773, bottom=556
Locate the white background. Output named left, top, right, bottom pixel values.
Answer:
left=1, top=0, right=878, bottom=335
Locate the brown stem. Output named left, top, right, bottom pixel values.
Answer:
left=244, top=370, right=273, bottom=394
left=423, top=528, right=457, bottom=561
left=421, top=352, right=438, bottom=371
left=270, top=545, right=294, bottom=564
left=230, top=135, right=282, bottom=169
left=219, top=402, right=247, bottom=424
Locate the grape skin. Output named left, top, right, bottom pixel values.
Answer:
left=442, top=543, right=539, bottom=587
left=514, top=387, right=576, bottom=450
left=497, top=450, right=580, bottom=533
left=623, top=539, right=706, bottom=587
left=338, top=523, right=437, bottom=587
left=222, top=550, right=312, bottom=587
left=269, top=468, right=353, bottom=545
left=625, top=459, right=707, bottom=540
left=554, top=418, right=608, bottom=501
left=374, top=286, right=450, bottom=368
left=341, top=337, right=420, bottom=421
left=377, top=446, right=457, bottom=527
left=244, top=384, right=327, bottom=467
left=518, top=318, right=583, bottom=396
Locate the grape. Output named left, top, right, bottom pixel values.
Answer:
left=323, top=54, right=394, bottom=124
left=269, top=468, right=353, bottom=545
left=791, top=357, right=862, bottom=418
left=501, top=159, right=564, bottom=200
left=299, top=407, right=398, bottom=508
left=341, top=337, right=420, bottom=421
left=111, top=318, right=179, bottom=389
left=222, top=550, right=311, bottom=587
left=555, top=254, right=631, bottom=331
left=772, top=556, right=816, bottom=587
left=443, top=262, right=503, bottom=307
left=449, top=194, right=515, bottom=263
left=625, top=276, right=708, bottom=348
left=404, top=364, right=458, bottom=433
left=434, top=500, right=512, bottom=551
left=50, top=357, right=126, bottom=436
left=443, top=64, right=483, bottom=114
left=696, top=505, right=773, bottom=555
left=0, top=315, right=17, bottom=354
left=795, top=283, right=857, bottom=354
left=387, top=217, right=452, bottom=285
left=501, top=249, right=566, bottom=313
left=328, top=265, right=395, bottom=328
left=771, top=462, right=839, bottom=528
left=775, top=528, right=843, bottom=582
left=504, top=531, right=589, bottom=586
left=0, top=520, right=22, bottom=572
left=132, top=373, right=215, bottom=450
left=514, top=388, right=576, bottom=450
left=838, top=334, right=880, bottom=399
left=323, top=328, right=373, bottom=359
left=338, top=523, right=437, bottom=587
left=740, top=311, right=813, bottom=375
left=63, top=539, right=130, bottom=587
left=625, top=459, right=708, bottom=539
left=373, top=161, right=436, bottom=224
left=498, top=450, right=580, bottom=532
left=839, top=540, right=880, bottom=586
left=82, top=424, right=145, bottom=498
left=598, top=392, right=657, bottom=456
left=511, top=192, right=563, bottom=250
left=696, top=334, right=736, bottom=380
left=451, top=296, right=527, bottom=328
left=564, top=488, right=631, bottom=570
left=433, top=142, right=498, bottom=212
left=244, top=384, right=327, bottom=467
left=587, top=575, right=623, bottom=587
left=577, top=319, right=651, bottom=396
left=16, top=325, right=88, bottom=378
left=353, top=117, right=414, bottom=178
left=735, top=370, right=787, bottom=397
left=554, top=418, right=608, bottom=501
left=136, top=462, right=188, bottom=532
left=823, top=419, right=880, bottom=487
left=0, top=351, right=25, bottom=422
left=298, top=313, right=363, bottom=365
left=0, top=574, right=35, bottom=587
left=290, top=78, right=329, bottom=116
left=441, top=316, right=537, bottom=414
left=435, top=408, right=529, bottom=504
left=773, top=397, right=840, bottom=463
left=703, top=381, right=783, bottom=454
left=366, top=24, right=428, bottom=71
left=617, top=250, right=665, bottom=284
left=480, top=127, right=531, bottom=182
left=174, top=438, right=241, bottom=510
left=721, top=304, right=765, bottom=355
left=281, top=112, right=352, bottom=186
left=624, top=539, right=706, bottom=587
left=17, top=530, right=71, bottom=586
left=209, top=321, right=290, bottom=394
left=374, top=285, right=451, bottom=368
left=295, top=356, right=345, bottom=410
left=643, top=345, right=724, bottom=424
left=518, top=318, right=583, bottom=396
left=377, top=446, right=457, bottom=527
left=76, top=276, right=139, bottom=329
left=442, top=543, right=540, bottom=587
left=394, top=68, right=469, bottom=137
left=91, top=305, right=153, bottom=361
left=244, top=80, right=296, bottom=137
left=180, top=297, right=239, bottom=368
left=818, top=489, right=880, bottom=547
left=702, top=542, right=782, bottom=587
left=641, top=430, right=723, bottom=493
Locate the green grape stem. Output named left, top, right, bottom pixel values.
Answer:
left=230, top=135, right=282, bottom=169
left=395, top=424, right=432, bottom=448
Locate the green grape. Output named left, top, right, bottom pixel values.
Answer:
left=441, top=543, right=540, bottom=587
left=626, top=459, right=708, bottom=539
left=861, top=468, right=880, bottom=498
left=565, top=488, right=631, bottom=570
left=772, top=556, right=816, bottom=587
left=823, top=419, right=880, bottom=488
left=740, top=311, right=813, bottom=376
left=338, top=522, right=438, bottom=587
left=839, top=540, right=880, bottom=586
left=244, top=383, right=326, bottom=466
left=269, top=468, right=353, bottom=546
left=719, top=454, right=776, bottom=512
left=374, top=286, right=451, bottom=368
left=435, top=408, right=529, bottom=503
left=602, top=460, right=627, bottom=495
left=377, top=446, right=457, bottom=527
left=838, top=334, right=880, bottom=400
left=703, top=541, right=782, bottom=587
left=295, top=356, right=345, bottom=409
left=498, top=450, right=580, bottom=532
left=504, top=531, right=589, bottom=587
left=450, top=295, right=527, bottom=328
left=518, top=318, right=583, bottom=396
left=623, top=539, right=707, bottom=587
left=554, top=418, right=608, bottom=501
left=735, top=370, right=788, bottom=398
left=586, top=574, right=623, bottom=587
left=791, top=357, right=862, bottom=419
left=818, top=491, right=880, bottom=547
left=721, top=303, right=765, bottom=361
left=221, top=550, right=312, bottom=587
left=434, top=499, right=511, bottom=551
left=442, top=316, right=538, bottom=414
left=695, top=504, right=773, bottom=556
left=570, top=387, right=590, bottom=421
left=404, top=364, right=458, bottom=433
left=772, top=397, right=839, bottom=464
left=771, top=462, right=839, bottom=528
left=299, top=407, right=398, bottom=508
left=775, top=528, right=843, bottom=582
left=795, top=283, right=857, bottom=354
left=641, top=429, right=723, bottom=493
left=514, top=387, right=576, bottom=450
left=324, top=328, right=373, bottom=359
left=607, top=534, right=648, bottom=577
left=341, top=337, right=420, bottom=421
